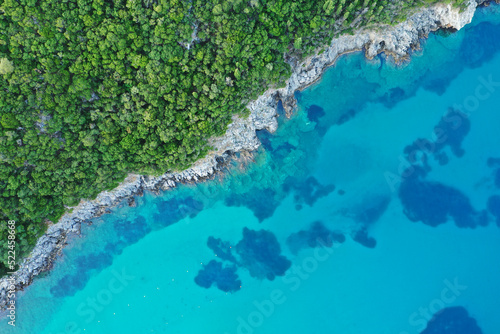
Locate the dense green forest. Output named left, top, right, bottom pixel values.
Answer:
left=0, top=0, right=467, bottom=276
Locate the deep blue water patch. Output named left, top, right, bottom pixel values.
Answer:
left=486, top=157, right=500, bottom=188
left=273, top=142, right=296, bottom=160
left=432, top=109, right=470, bottom=158
left=420, top=306, right=483, bottom=334
left=337, top=108, right=358, bottom=125
left=283, top=176, right=335, bottom=208
left=422, top=21, right=500, bottom=97
left=419, top=37, right=461, bottom=96
left=422, top=77, right=451, bottom=96
left=104, top=240, right=127, bottom=256
left=487, top=157, right=500, bottom=167
left=276, top=100, right=285, bottom=117
left=307, top=104, right=326, bottom=123
left=51, top=215, right=156, bottom=298
left=50, top=275, right=88, bottom=298
left=399, top=167, right=487, bottom=228
left=459, top=21, right=500, bottom=68
left=207, top=236, right=237, bottom=263
left=300, top=101, right=331, bottom=148
left=487, top=195, right=500, bottom=227
left=235, top=228, right=291, bottom=281
left=396, top=105, right=492, bottom=229
left=256, top=129, right=274, bottom=152
left=352, top=227, right=377, bottom=248
left=257, top=129, right=296, bottom=159
left=286, top=221, right=345, bottom=255
left=403, top=141, right=433, bottom=174
left=295, top=17, right=500, bottom=134
left=114, top=216, right=152, bottom=244
left=355, top=196, right=390, bottom=225
left=379, top=87, right=408, bottom=108
left=153, top=197, right=203, bottom=227
left=404, top=109, right=470, bottom=170
left=198, top=228, right=291, bottom=291
left=194, top=260, right=241, bottom=293
left=225, top=188, right=279, bottom=222
left=50, top=252, right=114, bottom=298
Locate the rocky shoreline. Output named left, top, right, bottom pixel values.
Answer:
left=0, top=0, right=484, bottom=312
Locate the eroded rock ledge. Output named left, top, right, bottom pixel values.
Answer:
left=0, top=0, right=483, bottom=312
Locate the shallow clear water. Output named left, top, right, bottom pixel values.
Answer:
left=3, top=5, right=500, bottom=334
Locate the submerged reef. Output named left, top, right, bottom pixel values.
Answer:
left=354, top=196, right=391, bottom=225
left=495, top=169, right=500, bottom=189
left=379, top=87, right=408, bottom=108
left=194, top=261, right=241, bottom=293
left=403, top=108, right=470, bottom=170
left=283, top=176, right=336, bottom=208
left=195, top=228, right=291, bottom=291
left=51, top=215, right=152, bottom=298
left=236, top=228, right=292, bottom=281
left=487, top=195, right=500, bottom=227
left=50, top=252, right=114, bottom=298
left=306, top=105, right=326, bottom=123
left=399, top=167, right=488, bottom=228
left=287, top=221, right=345, bottom=255
left=486, top=157, right=500, bottom=189
left=225, top=188, right=280, bottom=222
left=352, top=227, right=377, bottom=248
left=459, top=21, right=500, bottom=68
left=397, top=105, right=493, bottom=228
left=337, top=108, right=359, bottom=125
left=420, top=306, right=483, bottom=334
left=153, top=197, right=204, bottom=227
left=207, top=237, right=238, bottom=263
left=114, top=216, right=152, bottom=244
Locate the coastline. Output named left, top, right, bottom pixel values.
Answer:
left=0, top=0, right=485, bottom=312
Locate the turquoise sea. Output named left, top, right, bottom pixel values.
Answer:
left=2, top=5, right=500, bottom=334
